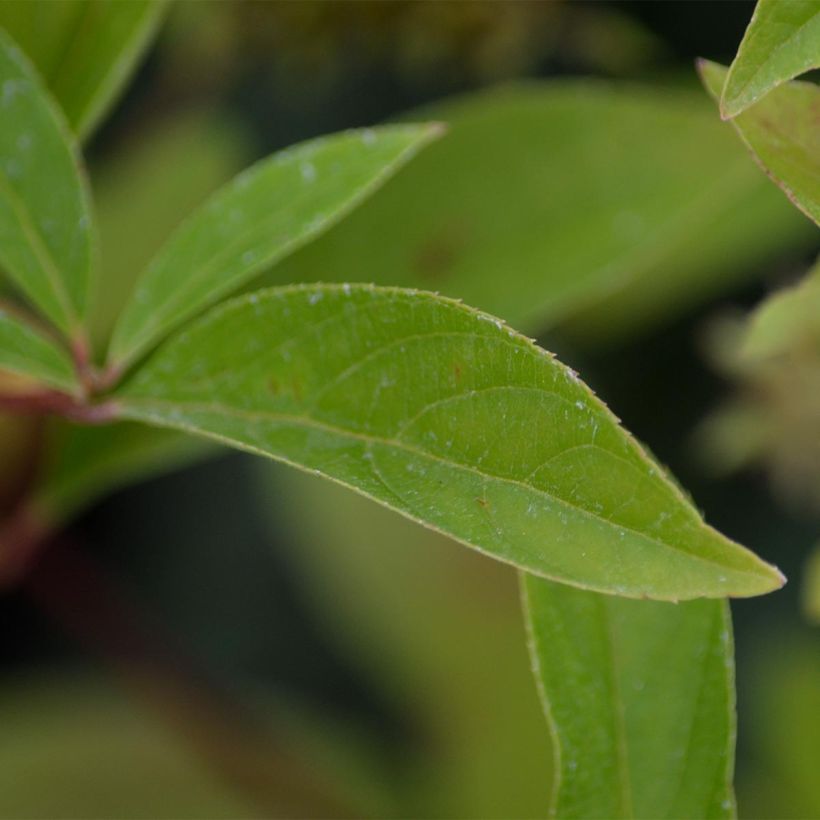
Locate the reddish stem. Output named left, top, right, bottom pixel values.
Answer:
left=0, top=389, right=118, bottom=424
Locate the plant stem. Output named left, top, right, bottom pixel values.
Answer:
left=0, top=390, right=118, bottom=424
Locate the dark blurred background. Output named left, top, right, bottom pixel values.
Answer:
left=1, top=3, right=818, bottom=818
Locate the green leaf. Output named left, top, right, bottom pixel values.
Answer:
left=802, top=543, right=820, bottom=624
left=721, top=0, right=820, bottom=119
left=263, top=83, right=811, bottom=346
left=0, top=0, right=167, bottom=140
left=115, top=284, right=783, bottom=601
left=523, top=575, right=736, bottom=819
left=739, top=257, right=820, bottom=361
left=0, top=30, right=96, bottom=341
left=0, top=306, right=77, bottom=393
left=700, top=60, right=820, bottom=226
left=108, top=124, right=443, bottom=371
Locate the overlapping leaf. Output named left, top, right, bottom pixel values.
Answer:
left=700, top=60, right=820, bottom=226
left=523, top=576, right=735, bottom=819
left=108, top=125, right=442, bottom=370
left=115, top=285, right=783, bottom=601
left=0, top=30, right=95, bottom=340
left=0, top=0, right=166, bottom=140
left=0, top=307, right=77, bottom=393
left=264, top=83, right=811, bottom=345
left=721, top=0, right=820, bottom=119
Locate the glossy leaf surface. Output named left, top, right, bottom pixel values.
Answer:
left=0, top=307, right=77, bottom=393
left=523, top=576, right=736, bottom=819
left=701, top=60, right=820, bottom=226
left=721, top=0, right=820, bottom=118
left=109, top=125, right=442, bottom=370
left=265, top=83, right=810, bottom=345
left=116, top=285, right=783, bottom=601
left=0, top=0, right=166, bottom=140
left=0, top=31, right=95, bottom=338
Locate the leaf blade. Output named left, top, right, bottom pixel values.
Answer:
left=114, top=285, right=783, bottom=601
left=0, top=29, right=95, bottom=339
left=522, top=575, right=736, bottom=819
left=0, top=0, right=167, bottom=140
left=0, top=307, right=77, bottom=393
left=108, top=124, right=443, bottom=370
left=721, top=0, right=820, bottom=119
left=700, top=60, right=820, bottom=226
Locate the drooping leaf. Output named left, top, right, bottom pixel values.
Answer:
left=262, top=83, right=811, bottom=346
left=114, top=284, right=783, bottom=601
left=721, top=0, right=820, bottom=119
left=523, top=575, right=736, bottom=819
left=108, top=125, right=443, bottom=371
left=0, top=30, right=96, bottom=341
left=0, top=0, right=167, bottom=140
left=0, top=305, right=78, bottom=393
left=700, top=60, right=820, bottom=226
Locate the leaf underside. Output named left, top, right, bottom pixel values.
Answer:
left=700, top=60, right=820, bottom=227
left=115, top=284, right=783, bottom=601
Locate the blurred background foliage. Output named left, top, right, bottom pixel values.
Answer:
left=0, top=2, right=818, bottom=817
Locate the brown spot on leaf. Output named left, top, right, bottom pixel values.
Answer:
left=413, top=218, right=470, bottom=281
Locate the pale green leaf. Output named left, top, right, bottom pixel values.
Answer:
left=700, top=60, right=820, bottom=226
left=740, top=257, right=820, bottom=361
left=721, top=0, right=820, bottom=119
left=802, top=544, right=820, bottom=624
left=0, top=305, right=77, bottom=393
left=108, top=124, right=443, bottom=370
left=115, top=285, right=783, bottom=601
left=523, top=575, right=736, bottom=819
left=0, top=30, right=95, bottom=341
left=0, top=0, right=167, bottom=140
left=263, top=83, right=811, bottom=346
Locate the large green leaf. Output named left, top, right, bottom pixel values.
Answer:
left=115, top=284, right=783, bottom=601
left=263, top=83, right=810, bottom=345
left=700, top=60, right=820, bottom=226
left=0, top=306, right=77, bottom=393
left=108, top=125, right=442, bottom=371
left=721, top=0, right=820, bottom=119
left=0, top=0, right=167, bottom=140
left=0, top=30, right=95, bottom=341
left=523, top=576, right=735, bottom=819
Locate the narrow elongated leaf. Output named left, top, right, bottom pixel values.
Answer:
left=115, top=285, right=783, bottom=601
left=721, top=0, right=820, bottom=119
left=0, top=0, right=167, bottom=140
left=0, top=30, right=95, bottom=340
left=523, top=575, right=736, bottom=819
left=108, top=125, right=442, bottom=370
left=264, top=84, right=811, bottom=345
left=0, top=306, right=77, bottom=393
left=700, top=60, right=820, bottom=226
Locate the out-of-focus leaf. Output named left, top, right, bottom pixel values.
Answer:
left=736, top=632, right=820, bottom=818
left=0, top=30, right=96, bottom=341
left=264, top=83, right=810, bottom=345
left=0, top=0, right=167, bottom=140
left=108, top=125, right=443, bottom=371
left=0, top=306, right=78, bottom=393
left=255, top=461, right=553, bottom=818
left=721, top=0, right=820, bottom=119
left=523, top=576, right=736, bottom=819
left=116, top=284, right=783, bottom=600
left=35, top=421, right=216, bottom=525
left=90, top=111, right=250, bottom=348
left=700, top=60, right=820, bottom=226
left=0, top=677, right=250, bottom=819
left=740, top=258, right=820, bottom=361
left=802, top=544, right=820, bottom=623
